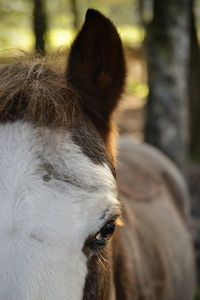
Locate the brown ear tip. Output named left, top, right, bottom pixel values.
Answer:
left=85, top=8, right=107, bottom=22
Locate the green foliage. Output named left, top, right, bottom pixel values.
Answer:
left=194, top=287, right=200, bottom=300
left=0, top=0, right=142, bottom=53
left=0, top=0, right=33, bottom=52
left=80, top=0, right=139, bottom=26
left=190, top=146, right=200, bottom=162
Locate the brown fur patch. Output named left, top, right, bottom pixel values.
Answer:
left=71, top=118, right=116, bottom=177
left=113, top=138, right=196, bottom=300
left=0, top=60, right=80, bottom=127
left=66, top=9, right=126, bottom=162
left=83, top=246, right=112, bottom=300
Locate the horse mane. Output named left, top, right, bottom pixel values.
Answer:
left=0, top=58, right=80, bottom=127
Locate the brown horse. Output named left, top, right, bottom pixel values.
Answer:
left=0, top=9, right=195, bottom=300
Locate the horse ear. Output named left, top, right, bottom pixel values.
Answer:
left=66, top=9, right=126, bottom=133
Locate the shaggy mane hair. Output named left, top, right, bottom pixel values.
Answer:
left=0, top=59, right=80, bottom=127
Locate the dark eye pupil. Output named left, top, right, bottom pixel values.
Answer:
left=86, top=221, right=116, bottom=250
left=95, top=222, right=116, bottom=242
left=102, top=222, right=115, bottom=236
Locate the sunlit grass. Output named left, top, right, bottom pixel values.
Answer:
left=135, top=83, right=148, bottom=99
left=0, top=27, right=34, bottom=52
left=48, top=29, right=75, bottom=48
left=126, top=79, right=149, bottom=100
left=0, top=25, right=143, bottom=53
left=48, top=26, right=144, bottom=49
left=119, top=25, right=144, bottom=44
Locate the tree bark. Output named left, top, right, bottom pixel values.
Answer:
left=33, top=0, right=47, bottom=55
left=144, top=0, right=191, bottom=171
left=189, top=0, right=200, bottom=160
left=138, top=0, right=145, bottom=26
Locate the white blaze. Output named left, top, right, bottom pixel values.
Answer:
left=0, top=122, right=119, bottom=300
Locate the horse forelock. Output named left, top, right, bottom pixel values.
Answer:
left=0, top=60, right=80, bottom=127
left=0, top=59, right=117, bottom=164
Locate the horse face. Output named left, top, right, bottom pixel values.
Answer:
left=0, top=121, right=119, bottom=299
left=0, top=9, right=125, bottom=299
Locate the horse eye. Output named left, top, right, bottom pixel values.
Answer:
left=95, top=222, right=115, bottom=241
left=87, top=221, right=116, bottom=250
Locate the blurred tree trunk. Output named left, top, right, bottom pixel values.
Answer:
left=144, top=0, right=191, bottom=171
left=189, top=0, right=200, bottom=160
left=70, top=0, right=79, bottom=31
left=138, top=0, right=145, bottom=27
left=33, top=0, right=47, bottom=55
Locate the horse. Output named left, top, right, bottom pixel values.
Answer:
left=0, top=9, right=196, bottom=300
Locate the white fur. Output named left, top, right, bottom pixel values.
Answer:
left=0, top=121, right=119, bottom=300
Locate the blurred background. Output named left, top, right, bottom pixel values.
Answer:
left=0, top=0, right=200, bottom=297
